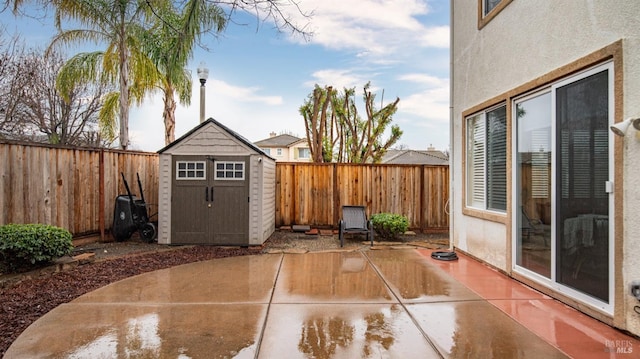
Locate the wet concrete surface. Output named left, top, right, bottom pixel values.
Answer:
left=6, top=249, right=639, bottom=358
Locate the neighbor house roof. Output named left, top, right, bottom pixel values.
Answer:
left=381, top=149, right=449, bottom=165
left=253, top=134, right=302, bottom=148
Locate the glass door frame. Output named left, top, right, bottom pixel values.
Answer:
left=512, top=61, right=615, bottom=314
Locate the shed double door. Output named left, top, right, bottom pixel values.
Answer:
left=171, top=155, right=249, bottom=245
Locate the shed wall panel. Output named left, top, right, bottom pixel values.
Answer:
left=169, top=125, right=253, bottom=155
left=261, top=158, right=276, bottom=241
left=157, top=154, right=172, bottom=244
left=248, top=155, right=260, bottom=244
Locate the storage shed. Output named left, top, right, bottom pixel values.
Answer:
left=157, top=118, right=276, bottom=246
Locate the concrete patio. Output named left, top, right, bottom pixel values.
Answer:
left=6, top=248, right=639, bottom=358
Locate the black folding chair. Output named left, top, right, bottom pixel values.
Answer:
left=339, top=205, right=374, bottom=247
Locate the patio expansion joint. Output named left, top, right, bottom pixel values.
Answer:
left=254, top=252, right=285, bottom=358
left=268, top=301, right=398, bottom=305
left=403, top=298, right=489, bottom=305
left=362, top=251, right=445, bottom=359
left=70, top=301, right=272, bottom=306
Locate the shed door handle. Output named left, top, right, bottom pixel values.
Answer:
left=211, top=187, right=214, bottom=202
left=205, top=187, right=209, bottom=201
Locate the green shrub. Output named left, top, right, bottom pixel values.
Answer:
left=0, top=224, right=73, bottom=273
left=371, top=213, right=409, bottom=240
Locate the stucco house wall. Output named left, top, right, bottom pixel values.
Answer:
left=254, top=134, right=311, bottom=162
left=451, top=0, right=640, bottom=335
left=288, top=140, right=312, bottom=162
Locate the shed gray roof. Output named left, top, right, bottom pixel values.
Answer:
left=157, top=117, right=272, bottom=159
left=381, top=149, right=449, bottom=165
left=253, top=134, right=302, bottom=147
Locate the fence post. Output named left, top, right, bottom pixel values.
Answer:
left=333, top=163, right=339, bottom=227
left=99, top=149, right=105, bottom=242
left=420, top=165, right=425, bottom=232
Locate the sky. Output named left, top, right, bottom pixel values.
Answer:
left=0, top=0, right=450, bottom=153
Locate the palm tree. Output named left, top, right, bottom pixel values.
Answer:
left=7, top=0, right=311, bottom=148
left=142, top=0, right=226, bottom=145
left=48, top=0, right=164, bottom=149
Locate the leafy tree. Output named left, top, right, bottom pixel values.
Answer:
left=349, top=82, right=402, bottom=163
left=6, top=0, right=312, bottom=148
left=300, top=85, right=335, bottom=162
left=47, top=0, right=166, bottom=149
left=300, top=83, right=403, bottom=163
left=141, top=0, right=226, bottom=145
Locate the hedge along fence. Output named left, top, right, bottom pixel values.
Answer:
left=276, top=163, right=449, bottom=231
left=0, top=141, right=159, bottom=239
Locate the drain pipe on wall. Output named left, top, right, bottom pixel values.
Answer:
left=432, top=0, right=458, bottom=261
left=448, top=0, right=454, bottom=253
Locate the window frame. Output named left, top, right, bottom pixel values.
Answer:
left=214, top=161, right=245, bottom=181
left=465, top=103, right=508, bottom=214
left=511, top=61, right=615, bottom=314
left=297, top=147, right=310, bottom=159
left=175, top=161, right=206, bottom=180
left=477, top=0, right=513, bottom=29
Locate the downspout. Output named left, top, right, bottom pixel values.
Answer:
left=448, top=0, right=455, bottom=252
left=434, top=0, right=457, bottom=261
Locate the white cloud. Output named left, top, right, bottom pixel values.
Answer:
left=398, top=73, right=448, bottom=87
left=210, top=79, right=283, bottom=105
left=419, top=25, right=450, bottom=48
left=304, top=69, right=365, bottom=88
left=398, top=84, right=450, bottom=123
left=286, top=0, right=448, bottom=59
left=128, top=77, right=292, bottom=151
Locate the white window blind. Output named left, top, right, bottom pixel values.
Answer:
left=466, top=105, right=507, bottom=212
left=486, top=106, right=507, bottom=211
left=467, top=115, right=486, bottom=208
left=531, top=130, right=549, bottom=198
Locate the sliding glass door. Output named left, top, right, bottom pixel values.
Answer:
left=555, top=69, right=611, bottom=303
left=514, top=62, right=613, bottom=311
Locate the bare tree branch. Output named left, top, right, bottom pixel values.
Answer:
left=0, top=34, right=112, bottom=147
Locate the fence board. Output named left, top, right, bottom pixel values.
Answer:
left=1, top=142, right=448, bottom=236
left=276, top=163, right=449, bottom=231
left=0, top=141, right=159, bottom=237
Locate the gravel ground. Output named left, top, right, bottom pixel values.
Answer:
left=0, top=229, right=448, bottom=356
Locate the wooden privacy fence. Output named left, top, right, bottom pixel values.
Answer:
left=0, top=142, right=449, bottom=237
left=0, top=141, right=159, bottom=238
left=276, top=163, right=449, bottom=231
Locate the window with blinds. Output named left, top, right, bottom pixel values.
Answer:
left=466, top=104, right=507, bottom=212
left=484, top=0, right=502, bottom=15
left=486, top=106, right=507, bottom=211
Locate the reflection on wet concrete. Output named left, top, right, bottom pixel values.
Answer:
left=7, top=303, right=265, bottom=358
left=299, top=316, right=354, bottom=357
left=8, top=250, right=635, bottom=358
left=366, top=250, right=480, bottom=302
left=75, top=254, right=282, bottom=304
left=68, top=313, right=161, bottom=358
left=259, top=304, right=440, bottom=358
left=409, top=301, right=568, bottom=358
left=273, top=251, right=394, bottom=303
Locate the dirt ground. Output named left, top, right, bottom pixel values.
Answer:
left=72, top=228, right=450, bottom=260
